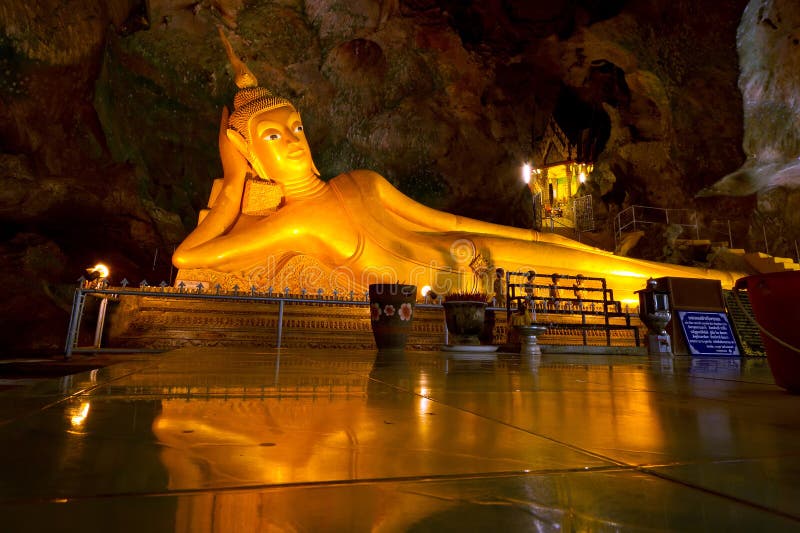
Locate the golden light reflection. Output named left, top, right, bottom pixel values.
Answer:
left=148, top=356, right=678, bottom=529
left=609, top=371, right=666, bottom=453
left=537, top=367, right=666, bottom=459
left=70, top=402, right=91, bottom=427
left=416, top=374, right=433, bottom=444
left=418, top=387, right=431, bottom=414
left=610, top=270, right=649, bottom=279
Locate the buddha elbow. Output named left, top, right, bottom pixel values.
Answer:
left=172, top=255, right=188, bottom=270
left=173, top=246, right=230, bottom=270
left=172, top=248, right=195, bottom=269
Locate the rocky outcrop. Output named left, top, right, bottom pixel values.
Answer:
left=690, top=0, right=800, bottom=261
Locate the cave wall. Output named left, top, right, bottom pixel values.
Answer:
left=738, top=0, right=800, bottom=258
left=1, top=0, right=796, bottom=352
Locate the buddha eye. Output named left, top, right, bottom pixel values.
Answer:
left=293, top=124, right=304, bottom=133
left=263, top=132, right=281, bottom=141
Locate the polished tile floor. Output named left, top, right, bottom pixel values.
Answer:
left=0, top=348, right=799, bottom=532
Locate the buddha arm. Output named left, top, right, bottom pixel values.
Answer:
left=173, top=192, right=359, bottom=270
left=174, top=109, right=248, bottom=266
left=361, top=171, right=536, bottom=240
left=356, top=171, right=597, bottom=250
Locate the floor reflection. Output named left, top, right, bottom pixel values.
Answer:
left=0, top=348, right=798, bottom=531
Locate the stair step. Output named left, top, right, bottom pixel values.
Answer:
left=674, top=239, right=712, bottom=246
left=744, top=252, right=800, bottom=273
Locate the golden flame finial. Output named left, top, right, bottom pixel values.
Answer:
left=218, top=26, right=258, bottom=89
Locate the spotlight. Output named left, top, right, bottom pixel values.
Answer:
left=522, top=163, right=531, bottom=184
left=86, top=263, right=110, bottom=281
left=421, top=285, right=439, bottom=302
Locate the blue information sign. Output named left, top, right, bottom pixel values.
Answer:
left=677, top=311, right=740, bottom=356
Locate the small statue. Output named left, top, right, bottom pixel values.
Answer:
left=493, top=267, right=505, bottom=307
left=511, top=298, right=533, bottom=326
left=523, top=270, right=537, bottom=310
left=548, top=273, right=561, bottom=311
left=571, top=274, right=586, bottom=311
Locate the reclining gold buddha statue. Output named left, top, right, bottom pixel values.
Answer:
left=173, top=33, right=741, bottom=302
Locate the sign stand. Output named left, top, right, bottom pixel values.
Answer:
left=654, top=277, right=742, bottom=356
left=677, top=310, right=740, bottom=356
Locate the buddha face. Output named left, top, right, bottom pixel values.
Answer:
left=247, top=105, right=314, bottom=182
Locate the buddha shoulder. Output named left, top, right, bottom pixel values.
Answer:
left=328, top=169, right=394, bottom=194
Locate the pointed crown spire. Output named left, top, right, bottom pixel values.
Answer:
left=218, top=27, right=293, bottom=141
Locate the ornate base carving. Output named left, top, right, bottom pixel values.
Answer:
left=107, top=296, right=445, bottom=351
left=176, top=254, right=363, bottom=295
left=105, top=293, right=644, bottom=352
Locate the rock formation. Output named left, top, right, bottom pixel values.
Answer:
left=698, top=0, right=800, bottom=257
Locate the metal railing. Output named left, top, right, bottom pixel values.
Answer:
left=615, top=210, right=799, bottom=263
left=503, top=270, right=640, bottom=347
left=614, top=205, right=699, bottom=249
left=65, top=281, right=452, bottom=357
left=66, top=275, right=646, bottom=355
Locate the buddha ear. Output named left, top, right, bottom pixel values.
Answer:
left=226, top=128, right=249, bottom=158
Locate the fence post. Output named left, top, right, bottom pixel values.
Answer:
left=277, top=299, right=285, bottom=348
left=65, top=288, right=87, bottom=358
left=602, top=279, right=611, bottom=346
left=93, top=297, right=109, bottom=349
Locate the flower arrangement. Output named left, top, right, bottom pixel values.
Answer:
left=442, top=290, right=491, bottom=346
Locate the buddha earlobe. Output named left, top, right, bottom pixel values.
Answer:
left=226, top=128, right=249, bottom=157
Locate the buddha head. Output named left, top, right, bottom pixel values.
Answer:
left=220, top=29, right=318, bottom=183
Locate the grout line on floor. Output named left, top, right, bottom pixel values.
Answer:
left=0, top=465, right=634, bottom=506
left=639, top=466, right=800, bottom=523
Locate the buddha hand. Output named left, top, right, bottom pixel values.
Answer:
left=178, top=108, right=249, bottom=249
left=195, top=106, right=251, bottom=233
left=218, top=106, right=248, bottom=193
